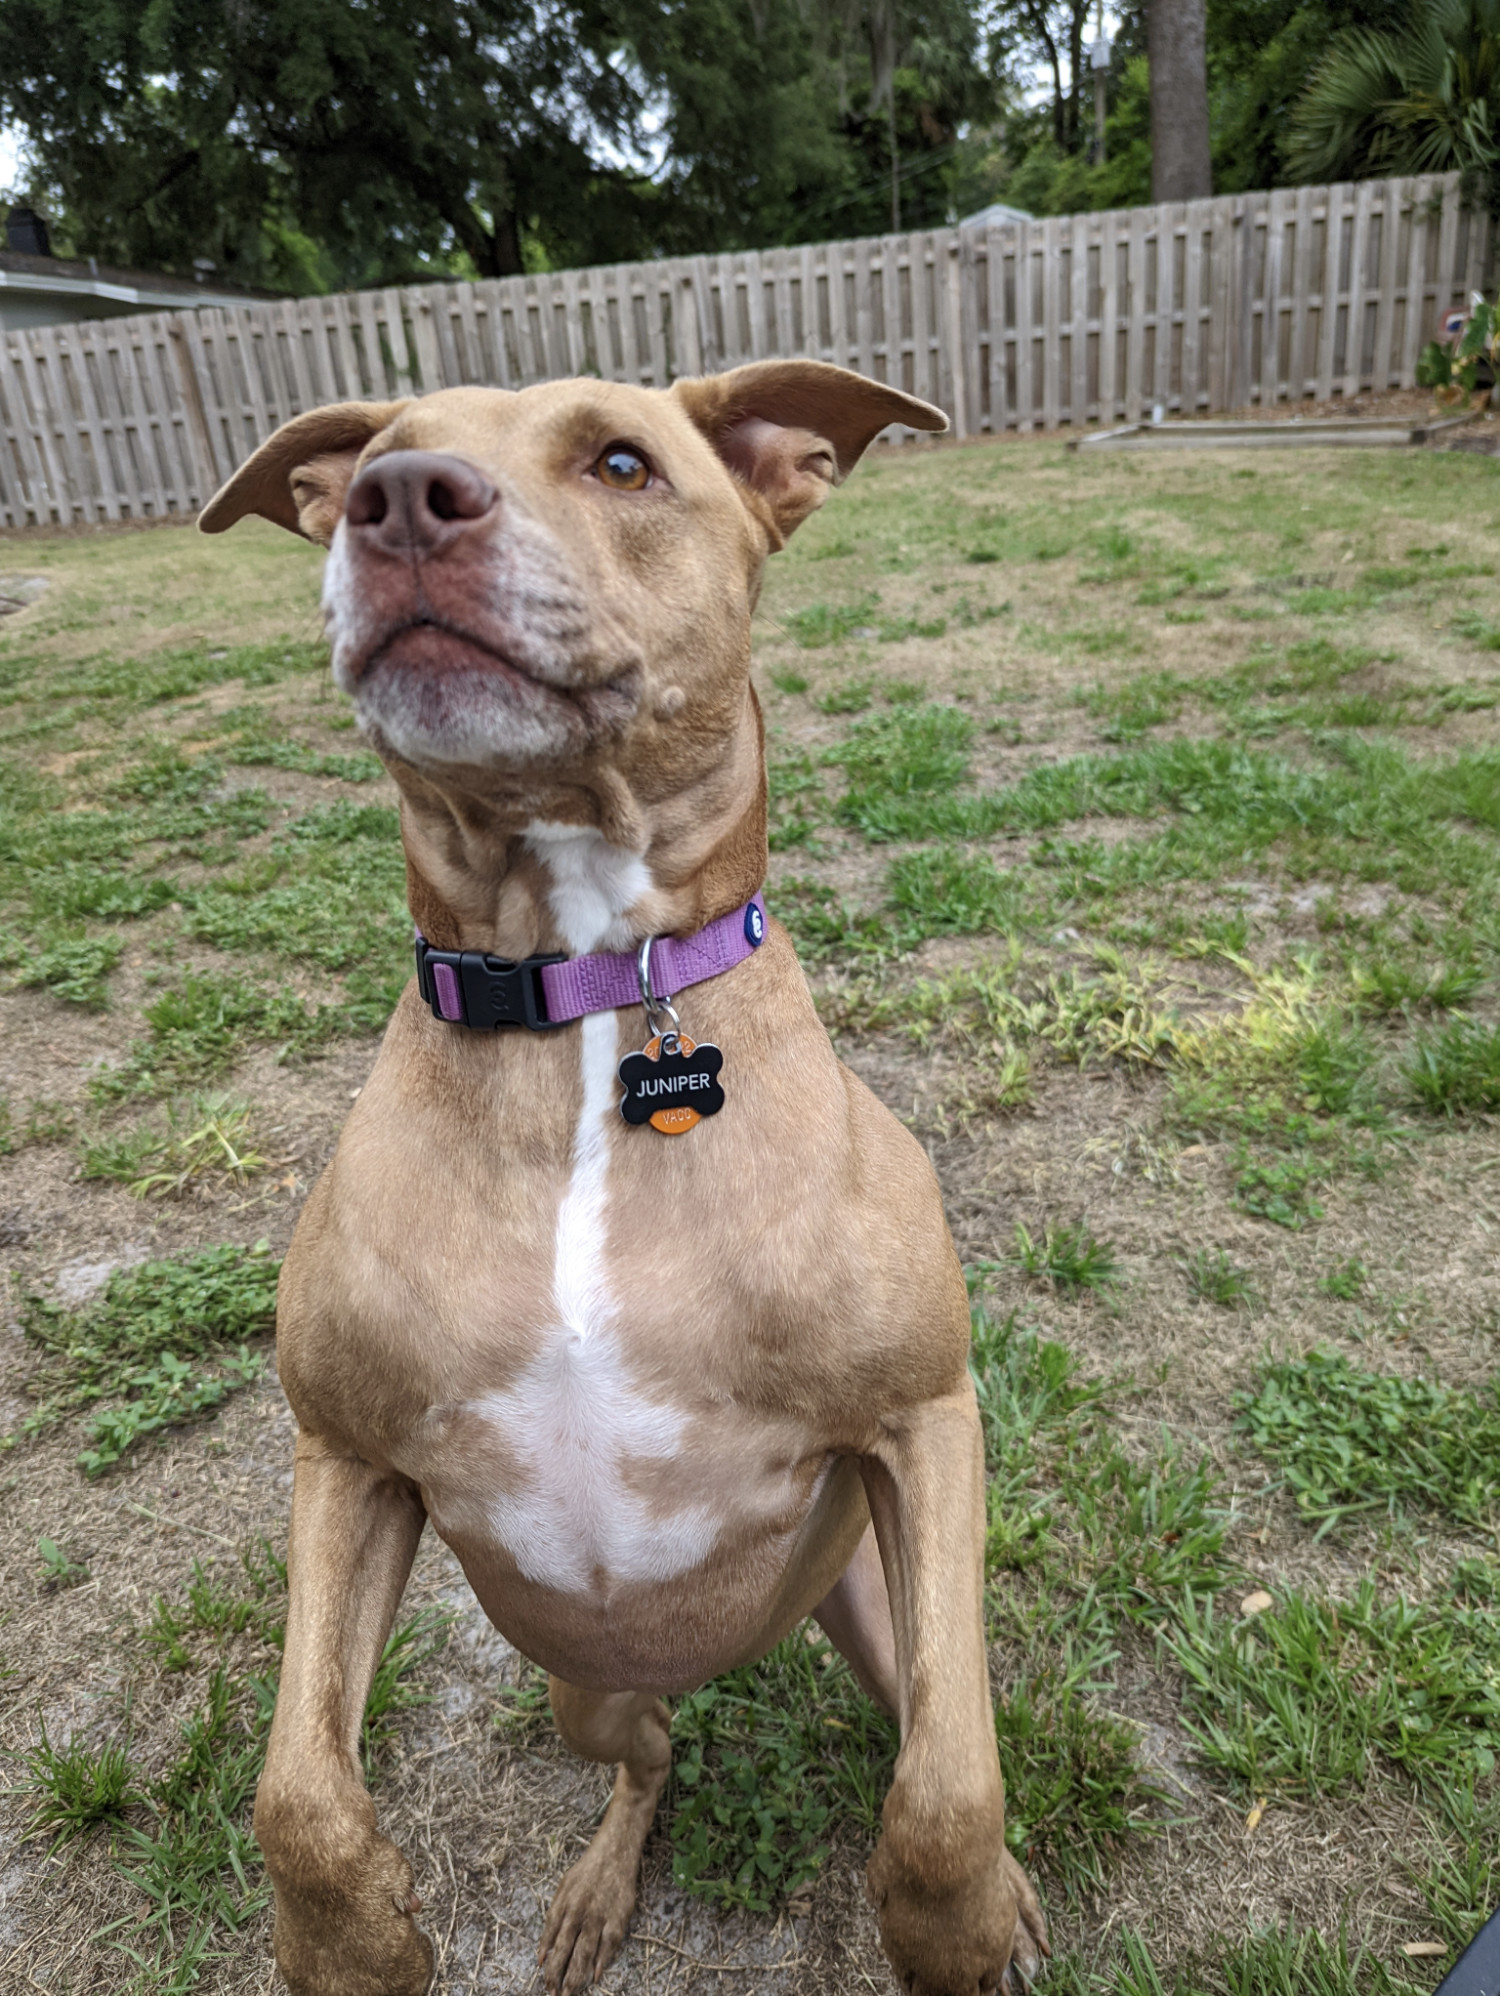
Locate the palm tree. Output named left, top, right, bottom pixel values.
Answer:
left=1286, top=0, right=1500, bottom=211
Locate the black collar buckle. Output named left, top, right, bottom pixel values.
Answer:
left=414, top=936, right=568, bottom=1031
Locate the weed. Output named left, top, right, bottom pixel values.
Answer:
left=1350, top=956, right=1486, bottom=1014
left=1418, top=1779, right=1500, bottom=1954
left=1406, top=1019, right=1500, bottom=1114
left=772, top=879, right=897, bottom=964
left=224, top=737, right=381, bottom=782
left=110, top=1667, right=273, bottom=1989
left=79, top=1095, right=269, bottom=1198
left=1012, top=1222, right=1119, bottom=1295
left=1179, top=1249, right=1254, bottom=1308
left=782, top=593, right=879, bottom=647
left=811, top=675, right=877, bottom=713
left=13, top=933, right=123, bottom=1008
left=143, top=1548, right=285, bottom=1672
left=37, top=1536, right=90, bottom=1587
left=997, top=1671, right=1160, bottom=1896
left=766, top=746, right=829, bottom=851
left=76, top=637, right=324, bottom=707
left=887, top=846, right=1024, bottom=936
left=94, top=974, right=347, bottom=1101
left=1232, top=1149, right=1327, bottom=1229
left=668, top=1628, right=894, bottom=1912
left=1237, top=1350, right=1500, bottom=1533
left=1318, top=1257, right=1367, bottom=1300
left=768, top=667, right=809, bottom=694
left=10, top=1241, right=279, bottom=1472
left=830, top=702, right=974, bottom=837
left=362, top=1609, right=454, bottom=1772
left=1084, top=672, right=1186, bottom=743
left=14, top=1728, right=142, bottom=1849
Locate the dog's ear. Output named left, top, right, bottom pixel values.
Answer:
left=673, top=361, right=947, bottom=546
left=198, top=400, right=411, bottom=543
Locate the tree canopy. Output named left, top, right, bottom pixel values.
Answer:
left=0, top=0, right=1495, bottom=288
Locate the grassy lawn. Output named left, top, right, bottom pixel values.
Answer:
left=1, top=431, right=1498, bottom=1992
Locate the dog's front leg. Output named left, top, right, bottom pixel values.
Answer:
left=862, top=1385, right=1049, bottom=1995
left=254, top=1430, right=433, bottom=1996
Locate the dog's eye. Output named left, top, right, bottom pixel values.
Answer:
left=596, top=446, right=650, bottom=491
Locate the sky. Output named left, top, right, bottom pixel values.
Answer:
left=1, top=126, right=24, bottom=195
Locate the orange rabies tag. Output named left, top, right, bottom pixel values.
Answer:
left=642, top=1036, right=702, bottom=1134
left=650, top=1104, right=702, bottom=1135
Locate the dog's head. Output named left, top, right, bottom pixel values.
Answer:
left=199, top=365, right=945, bottom=791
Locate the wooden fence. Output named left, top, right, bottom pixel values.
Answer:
left=0, top=172, right=1492, bottom=529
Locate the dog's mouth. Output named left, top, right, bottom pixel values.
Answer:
left=362, top=618, right=557, bottom=701
left=349, top=616, right=642, bottom=765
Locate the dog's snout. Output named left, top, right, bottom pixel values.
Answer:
left=345, top=450, right=498, bottom=553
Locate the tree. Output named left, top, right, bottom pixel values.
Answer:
left=0, top=0, right=650, bottom=288
left=1206, top=0, right=1408, bottom=194
left=0, top=0, right=995, bottom=284
left=985, top=0, right=1100, bottom=154
left=1149, top=0, right=1213, bottom=197
left=1285, top=0, right=1500, bottom=210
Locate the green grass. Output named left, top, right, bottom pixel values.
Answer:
left=14, top=1728, right=142, bottom=1850
left=1166, top=1579, right=1500, bottom=1794
left=10, top=1536, right=448, bottom=1994
left=1405, top=1019, right=1500, bottom=1114
left=1237, top=1351, right=1500, bottom=1535
left=1046, top=1923, right=1432, bottom=1995
left=1010, top=1222, right=1120, bottom=1295
left=361, top=1608, right=454, bottom=1773
left=9, top=1242, right=279, bottom=1474
left=1179, top=1249, right=1255, bottom=1309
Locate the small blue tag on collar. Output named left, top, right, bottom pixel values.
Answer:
left=744, top=902, right=765, bottom=947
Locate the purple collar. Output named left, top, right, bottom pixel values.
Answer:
left=414, top=894, right=767, bottom=1031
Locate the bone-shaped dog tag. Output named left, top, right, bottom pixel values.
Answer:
left=618, top=1032, right=724, bottom=1134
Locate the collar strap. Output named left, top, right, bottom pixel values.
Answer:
left=415, top=894, right=767, bottom=1031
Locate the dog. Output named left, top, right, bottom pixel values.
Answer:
left=200, top=359, right=1049, bottom=1996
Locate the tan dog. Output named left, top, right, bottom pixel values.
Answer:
left=200, top=361, right=1049, bottom=1996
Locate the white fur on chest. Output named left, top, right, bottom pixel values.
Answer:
left=461, top=830, right=721, bottom=1593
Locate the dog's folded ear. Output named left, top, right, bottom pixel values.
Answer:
left=198, top=400, right=411, bottom=543
left=673, top=361, right=947, bottom=547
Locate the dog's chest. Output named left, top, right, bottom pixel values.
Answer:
left=436, top=1327, right=723, bottom=1593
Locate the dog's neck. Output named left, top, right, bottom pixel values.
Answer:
left=391, top=688, right=768, bottom=959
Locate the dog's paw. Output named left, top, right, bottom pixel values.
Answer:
left=867, top=1837, right=1049, bottom=1995
left=269, top=1834, right=434, bottom=1996
left=539, top=1842, right=639, bottom=1996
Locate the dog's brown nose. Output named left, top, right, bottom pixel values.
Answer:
left=344, top=451, right=497, bottom=554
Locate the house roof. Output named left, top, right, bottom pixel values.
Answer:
left=0, top=247, right=277, bottom=313
left=957, top=203, right=1035, bottom=229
